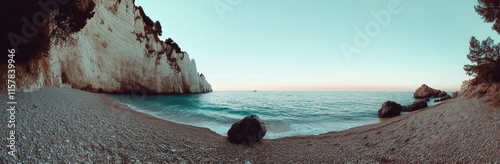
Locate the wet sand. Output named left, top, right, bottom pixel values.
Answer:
left=1, top=87, right=498, bottom=163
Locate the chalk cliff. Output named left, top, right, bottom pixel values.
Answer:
left=2, top=0, right=212, bottom=93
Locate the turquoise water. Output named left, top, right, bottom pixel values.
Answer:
left=111, top=91, right=423, bottom=139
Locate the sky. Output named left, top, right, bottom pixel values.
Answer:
left=135, top=0, right=499, bottom=91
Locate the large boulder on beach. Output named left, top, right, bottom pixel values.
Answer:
left=227, top=115, right=267, bottom=144
left=414, top=84, right=442, bottom=99
left=378, top=101, right=402, bottom=118
left=451, top=91, right=459, bottom=98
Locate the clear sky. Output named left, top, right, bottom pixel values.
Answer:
left=135, top=0, right=499, bottom=91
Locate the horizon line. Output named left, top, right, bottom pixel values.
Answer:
left=212, top=89, right=460, bottom=92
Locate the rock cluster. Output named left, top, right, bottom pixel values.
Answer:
left=413, top=84, right=447, bottom=99
left=378, top=84, right=460, bottom=118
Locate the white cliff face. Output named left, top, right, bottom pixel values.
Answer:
left=9, top=0, right=212, bottom=93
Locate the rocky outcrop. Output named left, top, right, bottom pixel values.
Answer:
left=402, top=99, right=428, bottom=112
left=227, top=115, right=267, bottom=144
left=413, top=84, right=447, bottom=99
left=459, top=81, right=500, bottom=106
left=451, top=91, right=459, bottom=98
left=0, top=0, right=211, bottom=94
left=414, top=84, right=438, bottom=98
left=460, top=81, right=500, bottom=98
left=378, top=101, right=402, bottom=118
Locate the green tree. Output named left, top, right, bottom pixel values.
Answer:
left=51, top=0, right=96, bottom=44
left=464, top=0, right=500, bottom=84
left=464, top=37, right=500, bottom=83
left=475, top=0, right=500, bottom=34
left=1, top=0, right=96, bottom=63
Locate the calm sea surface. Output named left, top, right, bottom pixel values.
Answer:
left=111, top=91, right=433, bottom=139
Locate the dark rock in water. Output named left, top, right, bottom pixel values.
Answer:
left=436, top=91, right=448, bottom=98
left=432, top=90, right=442, bottom=98
left=401, top=105, right=411, bottom=112
left=434, top=95, right=452, bottom=102
left=410, top=99, right=428, bottom=111
left=451, top=91, right=459, bottom=98
left=413, top=84, right=449, bottom=99
left=378, top=101, right=402, bottom=118
left=227, top=115, right=267, bottom=144
left=414, top=84, right=441, bottom=99
left=401, top=100, right=428, bottom=112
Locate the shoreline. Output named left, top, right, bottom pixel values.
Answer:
left=280, top=99, right=450, bottom=140
left=1, top=87, right=498, bottom=163
left=105, top=91, right=431, bottom=139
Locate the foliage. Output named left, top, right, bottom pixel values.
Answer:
left=51, top=0, right=96, bottom=44
left=464, top=36, right=500, bottom=83
left=154, top=21, right=162, bottom=36
left=137, top=6, right=154, bottom=27
left=1, top=0, right=96, bottom=63
left=475, top=0, right=500, bottom=34
left=165, top=38, right=182, bottom=54
left=165, top=38, right=174, bottom=45
left=464, top=0, right=500, bottom=84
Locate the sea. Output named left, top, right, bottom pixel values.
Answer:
left=110, top=91, right=440, bottom=139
